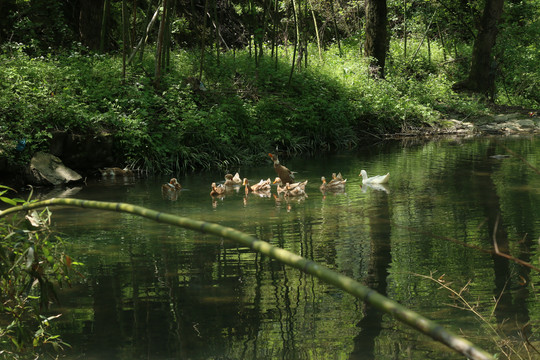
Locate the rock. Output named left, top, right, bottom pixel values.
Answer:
left=27, top=152, right=83, bottom=186
left=516, top=119, right=536, bottom=129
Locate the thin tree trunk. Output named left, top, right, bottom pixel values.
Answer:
left=99, top=0, right=111, bottom=53
left=259, top=0, right=269, bottom=62
left=213, top=0, right=220, bottom=67
left=198, top=0, right=209, bottom=81
left=137, top=0, right=155, bottom=63
left=330, top=0, right=342, bottom=57
left=427, top=33, right=431, bottom=65
left=403, top=0, right=407, bottom=58
left=411, top=11, right=435, bottom=61
left=155, top=0, right=168, bottom=88
left=288, top=0, right=299, bottom=85
left=272, top=0, right=279, bottom=67
left=131, top=0, right=136, bottom=48
left=309, top=0, right=322, bottom=61
left=164, top=0, right=173, bottom=71
left=437, top=22, right=447, bottom=61
left=130, top=2, right=160, bottom=64
left=122, top=0, right=128, bottom=81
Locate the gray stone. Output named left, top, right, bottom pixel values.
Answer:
left=27, top=152, right=82, bottom=186
left=515, top=119, right=536, bottom=129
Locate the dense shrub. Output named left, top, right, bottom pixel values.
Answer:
left=2, top=35, right=534, bottom=174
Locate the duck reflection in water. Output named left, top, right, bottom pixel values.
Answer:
left=361, top=183, right=390, bottom=194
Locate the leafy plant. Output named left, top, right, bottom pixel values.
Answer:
left=0, top=186, right=80, bottom=357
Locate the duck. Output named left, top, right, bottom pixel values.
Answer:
left=210, top=182, right=226, bottom=196
left=224, top=173, right=243, bottom=186
left=269, top=153, right=295, bottom=185
left=273, top=177, right=307, bottom=193
left=329, top=172, right=344, bottom=184
left=162, top=178, right=182, bottom=191
left=243, top=178, right=272, bottom=193
left=224, top=174, right=236, bottom=186
left=286, top=182, right=308, bottom=197
left=100, top=167, right=134, bottom=177
left=359, top=170, right=389, bottom=184
left=232, top=172, right=242, bottom=185
left=162, top=178, right=182, bottom=200
left=320, top=176, right=347, bottom=191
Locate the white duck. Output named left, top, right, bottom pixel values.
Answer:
left=359, top=170, right=389, bottom=184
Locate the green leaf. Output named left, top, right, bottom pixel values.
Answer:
left=0, top=197, right=17, bottom=206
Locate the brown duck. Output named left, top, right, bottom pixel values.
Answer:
left=243, top=178, right=271, bottom=194
left=162, top=178, right=182, bottom=192
left=210, top=182, right=226, bottom=197
left=320, top=176, right=346, bottom=191
left=162, top=178, right=182, bottom=200
left=269, top=153, right=295, bottom=185
left=273, top=177, right=308, bottom=196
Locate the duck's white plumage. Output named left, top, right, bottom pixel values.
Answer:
left=359, top=170, right=389, bottom=184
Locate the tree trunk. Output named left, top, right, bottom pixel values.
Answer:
left=122, top=0, right=127, bottom=81
left=99, top=0, right=111, bottom=53
left=155, top=0, right=168, bottom=88
left=364, top=0, right=388, bottom=78
left=330, top=0, right=342, bottom=57
left=403, top=0, right=407, bottom=59
left=198, top=0, right=209, bottom=81
left=79, top=0, right=104, bottom=51
left=309, top=0, right=322, bottom=61
left=453, top=0, right=504, bottom=97
left=130, top=1, right=160, bottom=64
left=288, top=0, right=299, bottom=85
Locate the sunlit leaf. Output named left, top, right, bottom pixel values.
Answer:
left=0, top=196, right=17, bottom=206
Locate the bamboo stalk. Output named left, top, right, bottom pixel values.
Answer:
left=0, top=198, right=494, bottom=360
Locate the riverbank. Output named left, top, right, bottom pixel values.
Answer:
left=385, top=110, right=539, bottom=139
left=1, top=46, right=538, bottom=184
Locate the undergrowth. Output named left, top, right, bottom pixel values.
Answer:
left=0, top=38, right=520, bottom=174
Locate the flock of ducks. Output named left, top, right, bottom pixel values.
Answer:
left=161, top=152, right=390, bottom=201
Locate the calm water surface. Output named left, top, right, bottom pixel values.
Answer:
left=39, top=136, right=539, bottom=359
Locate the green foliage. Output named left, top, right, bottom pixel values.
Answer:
left=2, top=11, right=538, bottom=174
left=495, top=0, right=540, bottom=106
left=0, top=186, right=79, bottom=357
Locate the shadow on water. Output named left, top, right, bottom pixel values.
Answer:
left=25, top=136, right=540, bottom=359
